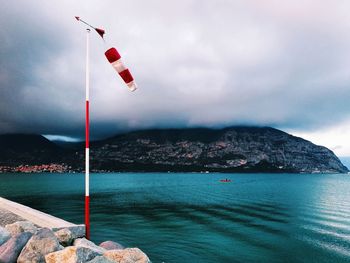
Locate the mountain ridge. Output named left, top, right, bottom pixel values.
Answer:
left=0, top=126, right=348, bottom=173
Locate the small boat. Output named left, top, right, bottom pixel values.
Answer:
left=220, top=179, right=231, bottom=183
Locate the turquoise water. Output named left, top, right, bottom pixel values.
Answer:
left=1, top=173, right=350, bottom=262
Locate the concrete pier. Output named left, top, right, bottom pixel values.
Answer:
left=0, top=197, right=83, bottom=232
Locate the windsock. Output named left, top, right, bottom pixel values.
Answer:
left=105, top=47, right=137, bottom=92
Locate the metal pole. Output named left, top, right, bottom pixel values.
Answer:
left=85, top=28, right=90, bottom=240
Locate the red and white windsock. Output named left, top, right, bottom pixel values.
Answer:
left=105, top=47, right=137, bottom=92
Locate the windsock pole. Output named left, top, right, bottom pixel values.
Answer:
left=85, top=28, right=90, bottom=240
left=76, top=16, right=137, bottom=240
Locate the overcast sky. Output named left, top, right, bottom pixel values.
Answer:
left=1, top=0, right=349, bottom=155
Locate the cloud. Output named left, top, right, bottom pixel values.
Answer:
left=0, top=0, right=350, bottom=140
left=289, top=118, right=350, bottom=157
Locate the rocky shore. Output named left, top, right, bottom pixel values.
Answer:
left=0, top=221, right=150, bottom=263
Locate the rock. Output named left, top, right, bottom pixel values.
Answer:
left=0, top=231, right=32, bottom=263
left=68, top=225, right=86, bottom=239
left=74, top=238, right=106, bottom=254
left=99, top=241, right=124, bottom=250
left=0, top=226, right=10, bottom=246
left=103, top=248, right=150, bottom=263
left=53, top=224, right=85, bottom=240
left=45, top=246, right=99, bottom=263
left=55, top=228, right=74, bottom=246
left=86, top=255, right=115, bottom=263
left=5, top=220, right=37, bottom=236
left=17, top=228, right=62, bottom=263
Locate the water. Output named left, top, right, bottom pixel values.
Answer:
left=1, top=173, right=350, bottom=263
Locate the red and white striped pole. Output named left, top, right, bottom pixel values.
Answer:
left=85, top=28, right=90, bottom=240
left=76, top=16, right=137, bottom=240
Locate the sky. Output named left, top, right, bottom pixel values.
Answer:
left=0, top=0, right=349, bottom=156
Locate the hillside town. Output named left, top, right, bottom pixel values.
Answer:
left=0, top=164, right=72, bottom=173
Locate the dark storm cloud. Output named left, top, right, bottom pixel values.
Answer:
left=1, top=0, right=350, bottom=139
left=0, top=1, right=82, bottom=135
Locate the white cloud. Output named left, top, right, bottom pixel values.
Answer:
left=288, top=119, right=350, bottom=156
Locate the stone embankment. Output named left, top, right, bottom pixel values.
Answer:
left=0, top=221, right=150, bottom=263
left=0, top=198, right=150, bottom=263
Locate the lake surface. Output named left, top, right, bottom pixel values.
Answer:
left=1, top=173, right=350, bottom=263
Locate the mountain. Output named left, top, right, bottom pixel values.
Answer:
left=0, top=134, right=63, bottom=166
left=0, top=127, right=348, bottom=173
left=87, top=126, right=348, bottom=173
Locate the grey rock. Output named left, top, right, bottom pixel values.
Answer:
left=99, top=241, right=124, bottom=250
left=45, top=246, right=99, bottom=263
left=68, top=224, right=85, bottom=239
left=53, top=224, right=85, bottom=240
left=0, top=227, right=10, bottom=246
left=5, top=220, right=37, bottom=236
left=74, top=238, right=106, bottom=254
left=54, top=228, right=74, bottom=246
left=0, top=231, right=32, bottom=263
left=86, top=255, right=115, bottom=263
left=17, top=228, right=62, bottom=263
left=103, top=248, right=151, bottom=263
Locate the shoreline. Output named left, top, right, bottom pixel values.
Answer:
left=0, top=168, right=348, bottom=174
left=0, top=197, right=150, bottom=263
